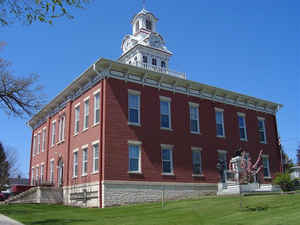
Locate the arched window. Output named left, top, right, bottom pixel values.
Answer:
left=135, top=21, right=140, bottom=33
left=146, top=18, right=152, bottom=30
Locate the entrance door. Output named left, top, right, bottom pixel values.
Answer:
left=57, top=158, right=64, bottom=187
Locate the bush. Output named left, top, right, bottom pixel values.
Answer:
left=273, top=173, right=296, bottom=192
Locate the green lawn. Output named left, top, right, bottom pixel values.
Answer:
left=1, top=194, right=300, bottom=225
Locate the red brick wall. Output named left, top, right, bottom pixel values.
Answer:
left=103, top=78, right=281, bottom=183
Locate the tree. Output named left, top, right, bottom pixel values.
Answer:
left=0, top=0, right=89, bottom=26
left=0, top=44, right=45, bottom=117
left=0, top=142, right=9, bottom=191
left=297, top=145, right=300, bottom=166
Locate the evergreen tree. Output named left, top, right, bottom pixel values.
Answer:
left=0, top=142, right=9, bottom=191
left=297, top=145, right=300, bottom=166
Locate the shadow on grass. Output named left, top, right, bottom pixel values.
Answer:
left=28, top=219, right=92, bottom=225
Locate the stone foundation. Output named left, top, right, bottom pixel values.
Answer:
left=102, top=180, right=217, bottom=207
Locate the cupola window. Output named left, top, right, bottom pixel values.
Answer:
left=161, top=61, right=166, bottom=68
left=143, top=56, right=148, bottom=63
left=152, top=58, right=157, bottom=66
left=135, top=21, right=140, bottom=33
left=146, top=19, right=152, bottom=30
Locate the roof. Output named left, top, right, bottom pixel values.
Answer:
left=28, top=57, right=283, bottom=129
left=131, top=8, right=158, bottom=24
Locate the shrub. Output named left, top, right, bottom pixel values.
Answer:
left=273, top=173, right=296, bottom=192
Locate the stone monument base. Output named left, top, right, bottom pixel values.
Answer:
left=217, top=183, right=281, bottom=195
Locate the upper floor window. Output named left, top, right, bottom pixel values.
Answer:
left=152, top=58, right=157, bottom=66
left=215, top=108, right=225, bottom=138
left=31, top=168, right=34, bottom=185
left=40, top=164, right=44, bottom=182
left=58, top=115, right=65, bottom=142
left=33, top=135, right=36, bottom=156
left=42, top=128, right=46, bottom=152
left=37, top=133, right=41, bottom=154
left=262, top=155, right=270, bottom=177
left=160, top=97, right=171, bottom=130
left=128, top=142, right=141, bottom=173
left=50, top=160, right=54, bottom=183
left=258, top=117, right=267, bottom=144
left=74, top=105, right=80, bottom=134
left=73, top=150, right=78, bottom=178
left=238, top=113, right=247, bottom=141
left=135, top=21, right=140, bottom=32
left=192, top=147, right=202, bottom=175
left=189, top=103, right=200, bottom=134
left=51, top=121, right=56, bottom=147
left=83, top=98, right=90, bottom=130
left=161, top=61, right=166, bottom=68
left=94, top=91, right=100, bottom=125
left=146, top=19, right=152, bottom=30
left=128, top=90, right=141, bottom=125
left=161, top=145, right=173, bottom=175
left=35, top=167, right=39, bottom=183
left=143, top=56, right=148, bottom=63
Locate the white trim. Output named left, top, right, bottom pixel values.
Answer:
left=93, top=91, right=101, bottom=125
left=161, top=147, right=174, bottom=175
left=189, top=102, right=199, bottom=107
left=128, top=142, right=142, bottom=173
left=214, top=107, right=224, bottom=112
left=83, top=96, right=90, bottom=102
left=191, top=147, right=202, bottom=151
left=215, top=109, right=225, bottom=138
left=237, top=113, right=248, bottom=141
left=237, top=112, right=246, bottom=116
left=81, top=144, right=89, bottom=149
left=128, top=140, right=142, bottom=145
left=73, top=148, right=79, bottom=153
left=160, top=144, right=174, bottom=149
left=189, top=103, right=200, bottom=134
left=258, top=117, right=267, bottom=144
left=159, top=96, right=171, bottom=102
left=92, top=140, right=100, bottom=145
left=128, top=89, right=141, bottom=95
left=93, top=88, right=101, bottom=95
left=217, top=149, right=227, bottom=153
left=74, top=102, right=80, bottom=108
left=92, top=142, right=99, bottom=173
left=257, top=116, right=266, bottom=120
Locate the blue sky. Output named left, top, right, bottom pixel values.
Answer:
left=1, top=0, right=299, bottom=177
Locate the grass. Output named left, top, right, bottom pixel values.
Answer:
left=1, top=194, right=300, bottom=225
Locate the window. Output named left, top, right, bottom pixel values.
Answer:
left=31, top=167, right=34, bottom=185
left=215, top=108, right=225, bottom=137
left=82, top=147, right=88, bottom=176
left=37, top=133, right=41, bottom=154
left=40, top=164, right=44, bottom=182
left=36, top=167, right=39, bottom=184
left=51, top=121, right=56, bottom=146
left=128, top=90, right=140, bottom=125
left=128, top=142, right=141, bottom=173
left=32, top=135, right=36, bottom=156
left=192, top=148, right=202, bottom=175
left=50, top=160, right=54, bottom=184
left=152, top=58, right=157, bottom=66
left=161, top=61, right=166, bottom=68
left=146, top=19, right=152, bottom=30
left=143, top=56, right=148, bottom=63
left=189, top=103, right=200, bottom=133
left=73, top=151, right=78, bottom=178
left=74, top=105, right=80, bottom=134
left=218, top=150, right=227, bottom=170
left=262, top=156, right=270, bottom=177
left=238, top=113, right=247, bottom=141
left=258, top=118, right=267, bottom=144
left=42, top=128, right=46, bottom=152
left=135, top=21, right=140, bottom=32
left=83, top=98, right=90, bottom=130
left=58, top=115, right=65, bottom=142
left=93, top=143, right=99, bottom=173
left=161, top=146, right=173, bottom=174
left=160, top=97, right=171, bottom=129
left=94, top=92, right=100, bottom=125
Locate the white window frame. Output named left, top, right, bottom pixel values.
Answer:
left=37, top=132, right=41, bottom=154
left=42, top=128, right=46, bottom=152
left=215, top=108, right=225, bottom=138
left=31, top=167, right=34, bottom=185
left=35, top=166, right=39, bottom=183
left=128, top=140, right=142, bottom=174
left=160, top=96, right=172, bottom=130
left=73, top=149, right=79, bottom=178
left=258, top=117, right=267, bottom=144
left=237, top=112, right=247, bottom=141
left=93, top=90, right=101, bottom=126
left=58, top=115, right=65, bottom=142
left=32, top=135, right=37, bottom=156
left=51, top=120, right=56, bottom=147
left=82, top=145, right=88, bottom=176
left=192, top=147, right=203, bottom=176
left=92, top=141, right=100, bottom=173
left=83, top=97, right=90, bottom=131
left=50, top=159, right=54, bottom=184
left=40, top=163, right=44, bottom=182
left=161, top=144, right=174, bottom=175
left=189, top=102, right=200, bottom=134
left=74, top=103, right=80, bottom=135
left=262, top=155, right=271, bottom=178
left=128, top=89, right=141, bottom=126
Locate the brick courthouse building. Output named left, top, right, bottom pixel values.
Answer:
left=28, top=8, right=282, bottom=207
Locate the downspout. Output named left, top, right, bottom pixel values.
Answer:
left=93, top=64, right=105, bottom=208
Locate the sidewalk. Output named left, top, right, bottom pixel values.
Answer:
left=0, top=214, right=24, bottom=225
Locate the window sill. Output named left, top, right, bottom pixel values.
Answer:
left=260, top=142, right=267, bottom=144
left=161, top=173, right=175, bottom=176
left=91, top=171, right=99, bottom=175
left=192, top=174, right=205, bottom=177
left=264, top=176, right=272, bottom=179
left=81, top=174, right=88, bottom=177
left=160, top=127, right=173, bottom=131
left=216, top=135, right=226, bottom=139
left=240, top=139, right=248, bottom=142
left=190, top=131, right=201, bottom=135
left=128, top=122, right=141, bottom=127
left=57, top=140, right=65, bottom=145
left=72, top=176, right=78, bottom=179
left=92, top=122, right=100, bottom=128
left=128, top=171, right=143, bottom=175
left=73, top=132, right=79, bottom=137
left=82, top=128, right=88, bottom=133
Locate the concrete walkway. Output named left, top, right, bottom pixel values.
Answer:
left=0, top=214, right=24, bottom=225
